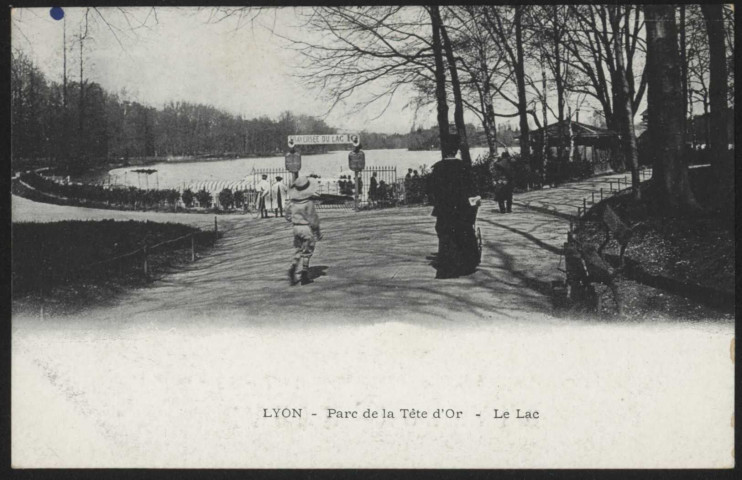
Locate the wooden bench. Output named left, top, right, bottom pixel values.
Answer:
left=562, top=206, right=642, bottom=316
left=598, top=205, right=638, bottom=269
left=563, top=234, right=622, bottom=316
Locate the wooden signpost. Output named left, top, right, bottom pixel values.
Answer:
left=285, top=134, right=363, bottom=208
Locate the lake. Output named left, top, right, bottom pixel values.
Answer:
left=108, top=147, right=518, bottom=193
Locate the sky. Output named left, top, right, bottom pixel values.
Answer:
left=11, top=6, right=636, bottom=136
left=11, top=6, right=446, bottom=135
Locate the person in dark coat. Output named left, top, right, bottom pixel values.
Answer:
left=494, top=151, right=514, bottom=213
left=427, top=135, right=481, bottom=279
left=369, top=171, right=379, bottom=207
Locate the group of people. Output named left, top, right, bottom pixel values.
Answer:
left=367, top=172, right=394, bottom=207
left=404, top=169, right=425, bottom=204
left=256, top=174, right=289, bottom=218
left=338, top=175, right=360, bottom=196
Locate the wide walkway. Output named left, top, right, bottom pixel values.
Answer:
left=13, top=171, right=642, bottom=327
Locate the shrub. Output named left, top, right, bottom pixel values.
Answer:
left=195, top=189, right=212, bottom=208
left=471, top=154, right=496, bottom=198
left=218, top=188, right=234, bottom=210
left=164, top=189, right=180, bottom=208
left=404, top=176, right=427, bottom=204
left=182, top=189, right=194, bottom=207
left=233, top=190, right=245, bottom=208
left=18, top=173, right=190, bottom=211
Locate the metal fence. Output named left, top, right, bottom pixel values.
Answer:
left=157, top=165, right=402, bottom=210
left=569, top=168, right=652, bottom=232
left=27, top=218, right=220, bottom=319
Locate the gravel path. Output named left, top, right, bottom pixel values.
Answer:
left=12, top=171, right=649, bottom=327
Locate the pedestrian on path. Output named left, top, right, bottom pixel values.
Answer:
left=494, top=152, right=514, bottom=213
left=271, top=176, right=288, bottom=217
left=427, top=135, right=481, bottom=279
left=286, top=176, right=323, bottom=285
left=257, top=174, right=271, bottom=218
left=369, top=171, right=378, bottom=207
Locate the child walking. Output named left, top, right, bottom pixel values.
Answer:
left=286, top=176, right=323, bottom=285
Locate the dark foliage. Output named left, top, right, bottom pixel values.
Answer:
left=218, top=188, right=234, bottom=210
left=19, top=173, right=180, bottom=210
left=12, top=220, right=212, bottom=299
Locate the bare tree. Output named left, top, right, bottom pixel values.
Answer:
left=481, top=6, right=532, bottom=162
left=432, top=6, right=521, bottom=158
left=286, top=7, right=436, bottom=118
left=286, top=6, right=478, bottom=163
left=76, top=9, right=91, bottom=167
left=700, top=3, right=732, bottom=197
left=428, top=6, right=451, bottom=154
left=437, top=8, right=471, bottom=164
left=608, top=5, right=640, bottom=199
left=559, top=4, right=646, bottom=179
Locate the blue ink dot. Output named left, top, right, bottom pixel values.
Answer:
left=50, top=7, right=65, bottom=21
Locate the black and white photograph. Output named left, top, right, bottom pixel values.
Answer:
left=9, top=3, right=735, bottom=469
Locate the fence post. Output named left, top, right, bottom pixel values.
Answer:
left=191, top=234, right=196, bottom=261
left=143, top=245, right=148, bottom=278
left=214, top=216, right=218, bottom=245
left=591, top=191, right=595, bottom=204
left=354, top=171, right=360, bottom=211
left=583, top=198, right=587, bottom=211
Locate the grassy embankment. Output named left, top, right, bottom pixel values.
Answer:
left=575, top=165, right=734, bottom=319
left=12, top=220, right=219, bottom=316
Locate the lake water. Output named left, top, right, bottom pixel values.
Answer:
left=108, top=147, right=518, bottom=193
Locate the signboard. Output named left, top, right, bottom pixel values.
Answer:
left=348, top=150, right=366, bottom=172
left=285, top=152, right=302, bottom=173
left=288, top=133, right=360, bottom=148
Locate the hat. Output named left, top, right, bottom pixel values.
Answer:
left=276, top=176, right=283, bottom=181
left=442, top=133, right=460, bottom=157
left=289, top=176, right=318, bottom=201
left=262, top=174, right=268, bottom=179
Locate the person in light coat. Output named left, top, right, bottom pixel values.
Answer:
left=270, top=176, right=288, bottom=217
left=257, top=174, right=271, bottom=218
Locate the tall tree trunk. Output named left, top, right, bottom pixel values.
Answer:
left=62, top=16, right=69, bottom=169
left=553, top=5, right=566, bottom=162
left=700, top=4, right=731, bottom=197
left=429, top=6, right=450, bottom=158
left=540, top=35, right=548, bottom=182
left=645, top=5, right=700, bottom=211
left=679, top=5, right=688, bottom=120
left=567, top=105, right=575, bottom=162
left=78, top=26, right=85, bottom=167
left=480, top=47, right=497, bottom=157
left=610, top=6, right=641, bottom=199
left=440, top=20, right=472, bottom=166
left=478, top=86, right=497, bottom=157
left=487, top=101, right=498, bottom=156
left=514, top=7, right=531, bottom=164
